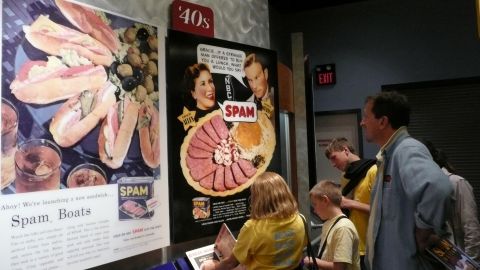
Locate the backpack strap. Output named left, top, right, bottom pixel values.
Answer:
left=299, top=214, right=318, bottom=270
left=317, top=215, right=347, bottom=259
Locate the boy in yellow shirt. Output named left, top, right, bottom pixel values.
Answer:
left=325, top=138, right=376, bottom=270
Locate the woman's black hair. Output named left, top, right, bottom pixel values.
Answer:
left=422, top=139, right=456, bottom=173
left=182, top=63, right=211, bottom=109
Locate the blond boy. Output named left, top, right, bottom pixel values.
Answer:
left=304, top=180, right=360, bottom=270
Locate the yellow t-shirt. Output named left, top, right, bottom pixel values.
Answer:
left=320, top=214, right=360, bottom=270
left=341, top=165, right=377, bottom=256
left=232, top=214, right=306, bottom=270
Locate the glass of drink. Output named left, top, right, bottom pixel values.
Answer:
left=67, top=163, right=107, bottom=188
left=14, top=139, right=62, bottom=193
left=1, top=98, right=19, bottom=189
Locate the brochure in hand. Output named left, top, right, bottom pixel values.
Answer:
left=185, top=223, right=245, bottom=270
left=427, top=238, right=480, bottom=270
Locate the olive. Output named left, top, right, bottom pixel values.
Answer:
left=138, top=41, right=150, bottom=54
left=133, top=68, right=144, bottom=84
left=136, top=28, right=149, bottom=41
left=122, top=76, right=138, bottom=92
left=110, top=61, right=120, bottom=76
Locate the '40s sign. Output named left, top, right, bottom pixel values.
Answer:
left=171, top=0, right=214, bottom=37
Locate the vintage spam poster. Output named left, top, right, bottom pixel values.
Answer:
left=167, top=30, right=281, bottom=243
left=0, top=0, right=169, bottom=269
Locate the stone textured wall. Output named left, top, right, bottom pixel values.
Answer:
left=77, top=0, right=270, bottom=48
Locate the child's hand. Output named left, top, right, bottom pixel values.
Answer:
left=303, top=256, right=312, bottom=266
left=200, top=259, right=219, bottom=270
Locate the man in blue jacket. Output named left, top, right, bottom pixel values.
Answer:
left=361, top=91, right=452, bottom=270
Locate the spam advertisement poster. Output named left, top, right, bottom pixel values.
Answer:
left=166, top=30, right=280, bottom=243
left=0, top=1, right=170, bottom=269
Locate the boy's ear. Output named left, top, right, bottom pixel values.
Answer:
left=320, top=194, right=329, bottom=204
left=326, top=196, right=333, bottom=204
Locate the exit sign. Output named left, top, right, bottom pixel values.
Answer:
left=315, top=64, right=336, bottom=86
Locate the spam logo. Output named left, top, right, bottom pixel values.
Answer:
left=219, top=101, right=257, bottom=122
left=119, top=185, right=150, bottom=197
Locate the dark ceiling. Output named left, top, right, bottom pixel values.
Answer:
left=268, top=0, right=364, bottom=13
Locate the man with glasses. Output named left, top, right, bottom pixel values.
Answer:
left=361, top=91, right=452, bottom=270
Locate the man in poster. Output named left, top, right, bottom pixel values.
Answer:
left=243, top=53, right=275, bottom=125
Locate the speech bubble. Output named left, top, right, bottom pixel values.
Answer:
left=197, top=44, right=246, bottom=87
left=218, top=101, right=257, bottom=123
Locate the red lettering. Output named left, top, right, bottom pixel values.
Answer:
left=237, top=106, right=242, bottom=117
left=319, top=72, right=333, bottom=84
left=132, top=228, right=143, bottom=234
left=223, top=103, right=256, bottom=119
left=246, top=106, right=254, bottom=117
left=232, top=105, right=239, bottom=116
left=225, top=104, right=232, bottom=117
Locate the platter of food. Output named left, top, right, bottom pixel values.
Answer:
left=180, top=110, right=275, bottom=197
left=1, top=0, right=164, bottom=193
left=9, top=0, right=161, bottom=171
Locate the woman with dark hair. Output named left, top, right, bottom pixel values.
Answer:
left=423, top=140, right=480, bottom=261
left=201, top=172, right=306, bottom=270
left=183, top=63, right=218, bottom=120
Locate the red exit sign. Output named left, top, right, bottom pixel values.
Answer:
left=315, top=64, right=336, bottom=86
left=171, top=0, right=214, bottom=37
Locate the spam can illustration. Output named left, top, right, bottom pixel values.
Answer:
left=118, top=176, right=155, bottom=220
